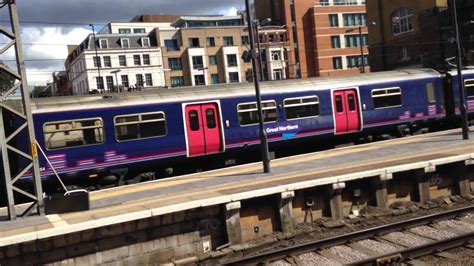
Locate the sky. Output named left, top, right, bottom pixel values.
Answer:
left=0, top=0, right=245, bottom=86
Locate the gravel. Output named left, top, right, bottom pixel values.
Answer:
left=298, top=252, right=341, bottom=265
left=381, top=232, right=432, bottom=247
left=409, top=225, right=458, bottom=240
left=328, top=245, right=369, bottom=263
left=357, top=239, right=399, bottom=254
left=270, top=260, right=292, bottom=266
left=436, top=219, right=474, bottom=233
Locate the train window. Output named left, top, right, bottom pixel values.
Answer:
left=43, top=118, right=104, bottom=150
left=206, top=109, right=216, bottom=129
left=465, top=79, right=474, bottom=97
left=348, top=94, right=356, bottom=111
left=335, top=96, right=343, bottom=112
left=426, top=83, right=436, bottom=102
left=371, top=87, right=402, bottom=109
left=237, top=100, right=277, bottom=126
left=189, top=111, right=200, bottom=131
left=284, top=96, right=320, bottom=120
left=114, top=111, right=166, bottom=141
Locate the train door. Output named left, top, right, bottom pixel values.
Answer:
left=184, top=102, right=224, bottom=157
left=333, top=89, right=361, bottom=134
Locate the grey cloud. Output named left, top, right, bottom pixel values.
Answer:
left=15, top=0, right=245, bottom=25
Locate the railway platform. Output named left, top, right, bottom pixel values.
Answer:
left=0, top=128, right=474, bottom=264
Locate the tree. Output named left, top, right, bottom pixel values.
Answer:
left=0, top=65, right=16, bottom=94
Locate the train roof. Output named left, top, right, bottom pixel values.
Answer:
left=27, top=68, right=441, bottom=113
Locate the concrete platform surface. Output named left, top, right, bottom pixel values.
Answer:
left=1, top=128, right=474, bottom=246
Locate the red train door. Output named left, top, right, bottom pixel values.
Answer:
left=184, top=103, right=223, bottom=157
left=333, top=89, right=361, bottom=134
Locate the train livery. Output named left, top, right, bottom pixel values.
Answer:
left=9, top=68, right=474, bottom=186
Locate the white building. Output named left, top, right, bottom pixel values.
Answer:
left=66, top=32, right=165, bottom=94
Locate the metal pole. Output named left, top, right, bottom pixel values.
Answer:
left=9, top=1, right=44, bottom=216
left=245, top=0, right=270, bottom=173
left=89, top=24, right=102, bottom=92
left=255, top=23, right=265, bottom=81
left=359, top=26, right=365, bottom=73
left=452, top=0, right=469, bottom=140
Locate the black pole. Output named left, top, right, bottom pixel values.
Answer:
left=245, top=0, right=271, bottom=173
left=451, top=0, right=469, bottom=139
left=89, top=24, right=102, bottom=93
left=359, top=26, right=365, bottom=73
left=255, top=23, right=265, bottom=81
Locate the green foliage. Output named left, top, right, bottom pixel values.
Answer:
left=0, top=69, right=16, bottom=94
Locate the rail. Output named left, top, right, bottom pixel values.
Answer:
left=222, top=205, right=474, bottom=265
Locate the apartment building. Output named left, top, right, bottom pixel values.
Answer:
left=65, top=32, right=165, bottom=94
left=156, top=16, right=253, bottom=87
left=255, top=0, right=369, bottom=78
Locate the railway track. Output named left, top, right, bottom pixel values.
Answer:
left=221, top=206, right=474, bottom=265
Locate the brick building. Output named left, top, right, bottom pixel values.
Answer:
left=255, top=0, right=369, bottom=78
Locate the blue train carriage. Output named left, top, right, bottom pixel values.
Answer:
left=444, top=69, right=474, bottom=120
left=27, top=68, right=445, bottom=187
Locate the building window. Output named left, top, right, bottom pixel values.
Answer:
left=171, top=77, right=184, bottom=87
left=273, top=69, right=283, bottom=80
left=241, top=36, right=249, bottom=45
left=99, top=39, right=108, bottom=49
left=347, top=55, right=368, bottom=68
left=114, top=112, right=166, bottom=142
left=194, top=74, right=205, bottom=86
left=223, top=36, right=234, bottom=46
left=209, top=55, right=218, bottom=65
left=400, top=46, right=409, bottom=61
left=103, top=56, right=111, bottom=67
left=345, top=34, right=368, bottom=47
left=333, top=57, right=343, bottom=69
left=271, top=50, right=281, bottom=61
left=168, top=58, right=182, bottom=70
left=106, top=76, right=114, bottom=91
left=329, top=14, right=339, bottom=27
left=118, top=28, right=131, bottom=34
left=211, top=74, right=219, bottom=84
left=133, top=28, right=146, bottom=33
left=134, top=55, right=141, bottom=65
left=206, top=37, right=215, bottom=47
left=229, top=72, right=239, bottom=83
left=284, top=96, right=320, bottom=120
left=93, top=56, right=101, bottom=67
left=121, top=75, right=129, bottom=87
left=121, top=38, right=130, bottom=48
left=392, top=8, right=413, bottom=35
left=164, top=39, right=179, bottom=51
left=43, top=118, right=104, bottom=150
left=372, top=88, right=402, bottom=109
left=96, top=76, right=104, bottom=90
left=227, top=54, right=238, bottom=67
left=145, top=73, right=153, bottom=86
left=192, top=56, right=204, bottom=69
left=141, top=37, right=150, bottom=47
left=143, top=54, right=150, bottom=65
left=119, top=55, right=127, bottom=66
left=465, top=79, right=474, bottom=97
left=188, top=37, right=200, bottom=48
left=136, top=74, right=144, bottom=86
left=331, top=36, right=341, bottom=48
left=343, top=13, right=367, bottom=27
left=242, top=51, right=251, bottom=63
left=237, top=101, right=277, bottom=126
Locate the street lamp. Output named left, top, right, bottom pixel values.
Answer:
left=111, top=69, right=121, bottom=92
left=254, top=18, right=271, bottom=81
left=89, top=24, right=102, bottom=92
left=245, top=0, right=271, bottom=173
left=346, top=22, right=375, bottom=73
left=451, top=0, right=469, bottom=140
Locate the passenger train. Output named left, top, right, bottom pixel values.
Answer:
left=7, top=68, right=474, bottom=188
